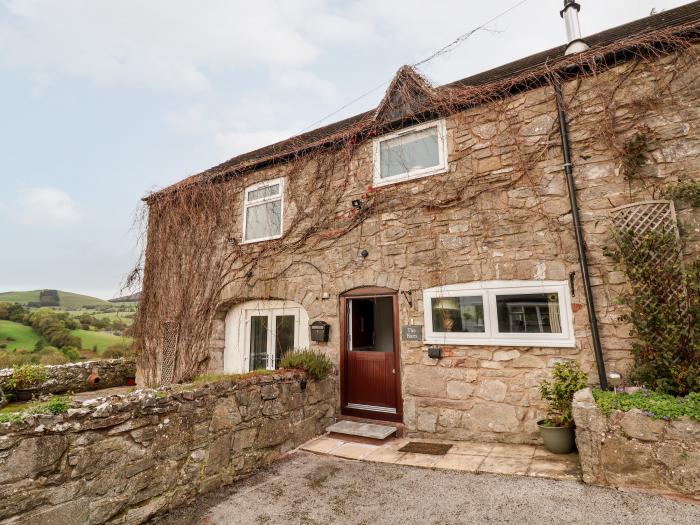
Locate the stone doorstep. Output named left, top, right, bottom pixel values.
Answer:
left=300, top=437, right=582, bottom=482
left=326, top=420, right=399, bottom=440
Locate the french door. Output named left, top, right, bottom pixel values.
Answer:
left=244, top=308, right=299, bottom=371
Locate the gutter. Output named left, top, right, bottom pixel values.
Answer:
left=553, top=78, right=609, bottom=389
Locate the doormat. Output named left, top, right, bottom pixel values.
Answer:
left=399, top=442, right=453, bottom=455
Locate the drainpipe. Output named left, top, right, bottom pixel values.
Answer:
left=553, top=78, right=608, bottom=389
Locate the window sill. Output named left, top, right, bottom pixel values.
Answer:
left=239, top=233, right=283, bottom=245
left=422, top=337, right=577, bottom=348
left=372, top=167, right=448, bottom=188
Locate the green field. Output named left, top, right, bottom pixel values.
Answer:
left=0, top=290, right=112, bottom=308
left=63, top=307, right=137, bottom=326
left=0, top=320, right=132, bottom=353
left=69, top=329, right=133, bottom=352
left=0, top=320, right=40, bottom=351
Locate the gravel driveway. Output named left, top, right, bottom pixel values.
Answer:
left=153, top=450, right=699, bottom=525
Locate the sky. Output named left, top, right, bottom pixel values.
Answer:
left=0, top=0, right=690, bottom=299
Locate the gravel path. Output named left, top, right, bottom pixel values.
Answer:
left=153, top=450, right=699, bottom=525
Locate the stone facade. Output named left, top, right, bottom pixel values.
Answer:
left=0, top=371, right=335, bottom=524
left=0, top=359, right=136, bottom=396
left=573, top=388, right=699, bottom=500
left=145, top=45, right=700, bottom=443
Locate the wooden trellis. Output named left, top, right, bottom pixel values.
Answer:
left=161, top=321, right=178, bottom=385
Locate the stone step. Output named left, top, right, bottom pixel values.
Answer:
left=326, top=420, right=398, bottom=440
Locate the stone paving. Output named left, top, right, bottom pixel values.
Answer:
left=301, top=436, right=582, bottom=480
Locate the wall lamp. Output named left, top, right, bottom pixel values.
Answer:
left=352, top=199, right=363, bottom=210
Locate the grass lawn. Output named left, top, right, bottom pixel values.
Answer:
left=69, top=329, right=133, bottom=352
left=0, top=320, right=40, bottom=350
left=63, top=308, right=136, bottom=326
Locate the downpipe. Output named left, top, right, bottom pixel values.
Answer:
left=553, top=78, right=608, bottom=389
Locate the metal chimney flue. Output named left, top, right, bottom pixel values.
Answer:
left=561, top=0, right=590, bottom=55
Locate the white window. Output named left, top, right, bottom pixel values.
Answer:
left=242, top=178, right=284, bottom=243
left=373, top=120, right=448, bottom=187
left=423, top=281, right=575, bottom=347
left=224, top=300, right=310, bottom=373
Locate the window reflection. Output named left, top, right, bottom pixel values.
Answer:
left=496, top=293, right=562, bottom=334
left=431, top=296, right=485, bottom=333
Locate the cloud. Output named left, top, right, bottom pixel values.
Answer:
left=0, top=0, right=368, bottom=93
left=20, top=187, right=80, bottom=225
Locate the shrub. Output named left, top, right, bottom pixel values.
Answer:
left=61, top=346, right=81, bottom=362
left=38, top=347, right=70, bottom=365
left=0, top=413, right=23, bottom=424
left=7, top=364, right=47, bottom=390
left=26, top=396, right=71, bottom=415
left=539, top=361, right=588, bottom=427
left=280, top=350, right=332, bottom=380
left=593, top=389, right=700, bottom=421
left=102, top=344, right=135, bottom=359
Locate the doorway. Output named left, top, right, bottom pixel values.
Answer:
left=340, top=287, right=402, bottom=422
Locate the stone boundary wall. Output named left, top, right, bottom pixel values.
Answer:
left=573, top=388, right=699, bottom=500
left=0, top=359, right=136, bottom=395
left=0, top=371, right=336, bottom=524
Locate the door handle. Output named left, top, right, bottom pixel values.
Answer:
left=392, top=369, right=396, bottom=375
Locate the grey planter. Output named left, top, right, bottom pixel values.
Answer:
left=537, top=420, right=576, bottom=454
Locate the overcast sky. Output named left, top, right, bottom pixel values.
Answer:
left=0, top=0, right=690, bottom=299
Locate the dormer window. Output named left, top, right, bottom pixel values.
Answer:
left=373, top=120, right=448, bottom=187
left=242, top=178, right=284, bottom=243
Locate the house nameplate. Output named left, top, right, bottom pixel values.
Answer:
left=401, top=325, right=423, bottom=341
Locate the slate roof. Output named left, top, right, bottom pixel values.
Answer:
left=148, top=1, right=700, bottom=201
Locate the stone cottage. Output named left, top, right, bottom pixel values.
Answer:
left=139, top=2, right=700, bottom=444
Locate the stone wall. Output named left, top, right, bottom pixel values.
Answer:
left=0, top=371, right=336, bottom=524
left=573, top=388, right=699, bottom=500
left=0, top=359, right=136, bottom=395
left=144, top=45, right=700, bottom=443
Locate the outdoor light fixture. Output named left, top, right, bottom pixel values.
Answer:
left=607, top=371, right=623, bottom=391
left=225, top=235, right=237, bottom=246
left=352, top=199, right=363, bottom=210
left=360, top=249, right=369, bottom=258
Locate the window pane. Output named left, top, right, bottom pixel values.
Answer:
left=248, top=183, right=280, bottom=201
left=496, top=293, right=562, bottom=334
left=274, top=315, right=295, bottom=368
left=431, top=296, right=485, bottom=333
left=249, top=315, right=268, bottom=370
left=380, top=127, right=440, bottom=178
left=245, top=200, right=281, bottom=240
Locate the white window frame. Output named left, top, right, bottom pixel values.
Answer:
left=372, top=120, right=448, bottom=187
left=422, top=280, right=575, bottom=347
left=244, top=306, right=300, bottom=371
left=241, top=177, right=284, bottom=244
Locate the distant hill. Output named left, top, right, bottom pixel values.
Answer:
left=109, top=292, right=141, bottom=303
left=0, top=290, right=112, bottom=309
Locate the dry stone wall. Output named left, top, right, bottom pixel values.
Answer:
left=0, top=371, right=335, bottom=525
left=0, top=359, right=136, bottom=395
left=573, top=388, right=699, bottom=500
left=145, top=46, right=700, bottom=443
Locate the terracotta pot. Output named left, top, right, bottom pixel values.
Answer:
left=14, top=388, right=39, bottom=402
left=537, top=420, right=576, bottom=454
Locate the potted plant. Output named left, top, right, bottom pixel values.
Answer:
left=7, top=364, right=47, bottom=401
left=537, top=360, right=588, bottom=454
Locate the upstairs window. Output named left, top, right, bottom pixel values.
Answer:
left=423, top=281, right=575, bottom=347
left=243, top=178, right=284, bottom=243
left=373, top=120, right=448, bottom=186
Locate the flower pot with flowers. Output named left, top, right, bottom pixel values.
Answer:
left=8, top=364, right=47, bottom=402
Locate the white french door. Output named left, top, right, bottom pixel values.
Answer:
left=244, top=308, right=299, bottom=371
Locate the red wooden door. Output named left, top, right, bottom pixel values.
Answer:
left=340, top=290, right=402, bottom=421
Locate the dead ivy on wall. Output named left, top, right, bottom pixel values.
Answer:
left=126, top=26, right=700, bottom=385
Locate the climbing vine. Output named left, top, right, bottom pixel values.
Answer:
left=126, top=25, right=700, bottom=385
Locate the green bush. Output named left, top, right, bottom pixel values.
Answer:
left=7, top=364, right=47, bottom=389
left=39, top=347, right=70, bottom=365
left=279, top=350, right=332, bottom=380
left=593, top=389, right=700, bottom=421
left=26, top=396, right=71, bottom=415
left=0, top=413, right=23, bottom=424
left=539, top=361, right=588, bottom=427
left=61, top=346, right=81, bottom=362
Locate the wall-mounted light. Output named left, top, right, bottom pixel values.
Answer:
left=226, top=236, right=237, bottom=246
left=352, top=199, right=363, bottom=210
left=428, top=346, right=442, bottom=359
left=360, top=249, right=369, bottom=258
left=401, top=290, right=414, bottom=308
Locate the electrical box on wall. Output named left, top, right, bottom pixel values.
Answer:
left=310, top=321, right=330, bottom=342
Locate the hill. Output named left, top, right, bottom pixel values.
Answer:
left=109, top=292, right=141, bottom=303
left=0, top=290, right=112, bottom=309
left=0, top=320, right=40, bottom=351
